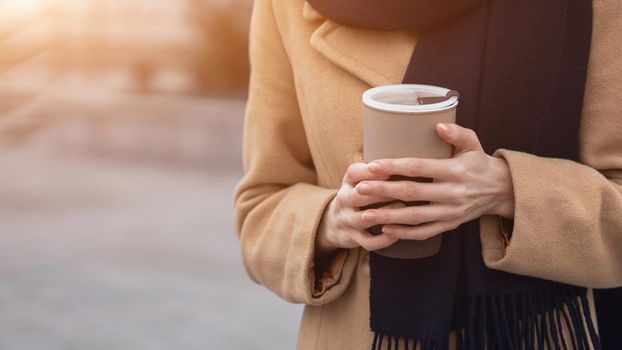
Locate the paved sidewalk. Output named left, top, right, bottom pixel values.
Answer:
left=0, top=150, right=301, bottom=350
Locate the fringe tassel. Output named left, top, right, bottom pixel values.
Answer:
left=371, top=288, right=600, bottom=350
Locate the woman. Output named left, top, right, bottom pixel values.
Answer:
left=233, top=0, right=622, bottom=349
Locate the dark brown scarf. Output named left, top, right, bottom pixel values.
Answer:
left=306, top=0, right=620, bottom=349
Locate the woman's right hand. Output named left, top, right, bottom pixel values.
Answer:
left=316, top=162, right=405, bottom=255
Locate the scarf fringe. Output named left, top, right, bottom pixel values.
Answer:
left=371, top=288, right=600, bottom=350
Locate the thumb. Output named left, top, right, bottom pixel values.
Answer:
left=436, top=123, right=483, bottom=154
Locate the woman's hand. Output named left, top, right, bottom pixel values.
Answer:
left=315, top=162, right=407, bottom=256
left=355, top=123, right=515, bottom=241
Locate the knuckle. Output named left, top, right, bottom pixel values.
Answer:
left=373, top=210, right=387, bottom=223
left=376, top=210, right=391, bottom=223
left=469, top=129, right=479, bottom=141
left=346, top=163, right=359, bottom=174
left=373, top=182, right=385, bottom=196
left=345, top=212, right=359, bottom=228
left=450, top=185, right=467, bottom=204
left=346, top=189, right=359, bottom=206
left=337, top=211, right=352, bottom=228
left=458, top=185, right=468, bottom=199
left=342, top=174, right=351, bottom=185
left=390, top=228, right=405, bottom=240
left=450, top=164, right=467, bottom=180
left=355, top=193, right=370, bottom=207
left=353, top=212, right=367, bottom=228
left=335, top=189, right=348, bottom=206
left=404, top=182, right=418, bottom=199
left=345, top=163, right=361, bottom=182
left=335, top=213, right=348, bottom=229
left=409, top=208, right=422, bottom=224
left=406, top=159, right=419, bottom=174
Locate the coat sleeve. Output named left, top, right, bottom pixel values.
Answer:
left=232, top=0, right=359, bottom=305
left=479, top=0, right=622, bottom=289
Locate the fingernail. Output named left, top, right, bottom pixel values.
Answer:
left=381, top=226, right=394, bottom=234
left=363, top=211, right=377, bottom=221
left=357, top=182, right=371, bottom=193
left=438, top=123, right=450, bottom=133
left=368, top=162, right=381, bottom=172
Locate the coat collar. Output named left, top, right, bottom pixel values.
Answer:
left=303, top=1, right=418, bottom=87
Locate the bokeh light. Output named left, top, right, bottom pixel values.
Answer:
left=0, top=1, right=301, bottom=349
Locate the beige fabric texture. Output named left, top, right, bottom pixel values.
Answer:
left=232, top=0, right=622, bottom=348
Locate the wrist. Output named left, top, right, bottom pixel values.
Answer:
left=315, top=198, right=340, bottom=256
left=489, top=156, right=515, bottom=219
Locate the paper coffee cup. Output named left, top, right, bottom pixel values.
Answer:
left=361, top=84, right=458, bottom=259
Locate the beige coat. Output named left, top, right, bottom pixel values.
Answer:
left=233, top=0, right=622, bottom=348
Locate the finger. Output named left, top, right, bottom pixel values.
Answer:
left=364, top=204, right=462, bottom=226
left=380, top=200, right=408, bottom=209
left=436, top=123, right=483, bottom=154
left=367, top=157, right=458, bottom=181
left=382, top=220, right=460, bottom=241
left=344, top=162, right=390, bottom=186
left=355, top=180, right=458, bottom=203
left=352, top=201, right=406, bottom=229
left=343, top=187, right=393, bottom=208
left=345, top=207, right=374, bottom=230
left=347, top=230, right=399, bottom=251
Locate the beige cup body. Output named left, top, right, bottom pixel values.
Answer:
left=363, top=97, right=457, bottom=259
left=364, top=107, right=455, bottom=161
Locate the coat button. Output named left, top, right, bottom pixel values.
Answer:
left=361, top=253, right=370, bottom=276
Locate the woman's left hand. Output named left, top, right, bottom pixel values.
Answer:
left=356, top=123, right=515, bottom=241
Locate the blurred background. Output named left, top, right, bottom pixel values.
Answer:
left=0, top=0, right=301, bottom=349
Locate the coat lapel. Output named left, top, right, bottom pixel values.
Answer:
left=303, top=1, right=418, bottom=87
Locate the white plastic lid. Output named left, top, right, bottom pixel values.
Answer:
left=362, top=84, right=459, bottom=113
